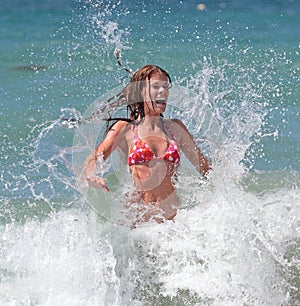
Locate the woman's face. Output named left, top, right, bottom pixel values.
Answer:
left=142, top=72, right=170, bottom=115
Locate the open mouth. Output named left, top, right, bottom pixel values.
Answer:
left=155, top=98, right=166, bottom=105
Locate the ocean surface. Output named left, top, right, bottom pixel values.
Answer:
left=0, top=0, right=299, bottom=305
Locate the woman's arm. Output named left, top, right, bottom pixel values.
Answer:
left=171, top=119, right=211, bottom=176
left=84, top=120, right=129, bottom=191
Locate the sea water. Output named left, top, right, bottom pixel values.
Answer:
left=0, top=0, right=299, bottom=305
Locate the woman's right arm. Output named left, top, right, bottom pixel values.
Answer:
left=84, top=120, right=129, bottom=192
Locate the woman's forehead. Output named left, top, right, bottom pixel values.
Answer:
left=149, top=72, right=168, bottom=81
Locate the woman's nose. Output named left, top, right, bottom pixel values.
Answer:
left=158, top=86, right=165, bottom=93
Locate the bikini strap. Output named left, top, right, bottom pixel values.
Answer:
left=131, top=124, right=139, bottom=140
left=162, top=120, right=176, bottom=141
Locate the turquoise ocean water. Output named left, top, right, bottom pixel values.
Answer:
left=0, top=0, right=299, bottom=305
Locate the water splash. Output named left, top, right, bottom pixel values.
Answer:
left=1, top=1, right=299, bottom=304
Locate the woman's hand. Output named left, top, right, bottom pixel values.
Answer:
left=86, top=176, right=110, bottom=192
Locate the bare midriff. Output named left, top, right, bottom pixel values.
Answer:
left=129, top=159, right=179, bottom=222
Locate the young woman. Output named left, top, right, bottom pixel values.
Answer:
left=84, top=65, right=211, bottom=224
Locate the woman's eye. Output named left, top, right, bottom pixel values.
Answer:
left=151, top=84, right=169, bottom=90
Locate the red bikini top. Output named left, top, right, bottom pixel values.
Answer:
left=128, top=124, right=180, bottom=166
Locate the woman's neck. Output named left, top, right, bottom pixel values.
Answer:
left=143, top=116, right=162, bottom=129
left=141, top=115, right=163, bottom=131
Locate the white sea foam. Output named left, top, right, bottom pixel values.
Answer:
left=0, top=178, right=298, bottom=305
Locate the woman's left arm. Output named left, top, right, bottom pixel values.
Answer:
left=171, top=119, right=212, bottom=176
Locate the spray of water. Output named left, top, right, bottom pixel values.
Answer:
left=1, top=58, right=294, bottom=305
left=0, top=1, right=299, bottom=305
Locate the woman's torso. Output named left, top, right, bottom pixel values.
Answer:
left=120, top=119, right=181, bottom=204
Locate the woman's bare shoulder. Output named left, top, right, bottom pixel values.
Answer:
left=169, top=118, right=189, bottom=132
left=109, top=120, right=130, bottom=132
left=105, top=121, right=131, bottom=141
left=109, top=120, right=133, bottom=146
left=100, top=120, right=131, bottom=153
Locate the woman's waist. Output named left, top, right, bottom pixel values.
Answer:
left=133, top=187, right=178, bottom=204
left=132, top=169, right=176, bottom=192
